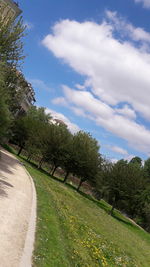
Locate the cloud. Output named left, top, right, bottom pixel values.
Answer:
left=109, top=153, right=135, bottom=163
left=106, top=145, right=128, bottom=155
left=29, top=79, right=51, bottom=91
left=115, top=105, right=136, bottom=120
left=106, top=10, right=150, bottom=43
left=75, top=83, right=86, bottom=90
left=42, top=13, right=150, bottom=155
left=134, top=0, right=150, bottom=8
left=62, top=86, right=150, bottom=155
left=124, top=154, right=135, bottom=162
left=45, top=108, right=80, bottom=133
left=52, top=97, right=68, bottom=106
left=42, top=17, right=150, bottom=121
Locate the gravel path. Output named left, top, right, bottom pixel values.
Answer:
left=0, top=148, right=36, bottom=267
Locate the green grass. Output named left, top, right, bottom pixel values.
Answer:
left=15, top=157, right=150, bottom=267
left=3, top=144, right=150, bottom=267
left=1, top=143, right=16, bottom=154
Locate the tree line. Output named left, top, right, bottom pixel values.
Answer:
left=11, top=106, right=100, bottom=192
left=10, top=106, right=150, bottom=232
left=94, top=156, right=150, bottom=232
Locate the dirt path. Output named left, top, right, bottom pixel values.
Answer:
left=0, top=148, right=36, bottom=267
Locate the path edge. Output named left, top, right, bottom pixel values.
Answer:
left=19, top=164, right=37, bottom=267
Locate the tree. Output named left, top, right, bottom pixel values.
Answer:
left=105, top=159, right=129, bottom=215
left=12, top=106, right=51, bottom=156
left=144, top=158, right=150, bottom=177
left=12, top=115, right=28, bottom=155
left=0, top=4, right=25, bottom=67
left=41, top=123, right=72, bottom=175
left=104, top=159, right=145, bottom=217
left=0, top=4, right=26, bottom=141
left=123, top=163, right=145, bottom=218
left=4, top=69, right=33, bottom=116
left=63, top=131, right=100, bottom=191
left=129, top=156, right=142, bottom=167
left=0, top=5, right=29, bottom=115
left=94, top=158, right=111, bottom=200
left=0, top=63, right=11, bottom=142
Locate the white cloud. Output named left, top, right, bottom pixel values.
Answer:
left=106, top=10, right=150, bottom=43
left=70, top=106, right=87, bottom=117
left=63, top=86, right=150, bottom=155
left=125, top=154, right=135, bottom=162
left=107, top=145, right=128, bottom=155
left=42, top=14, right=150, bottom=155
left=29, top=79, right=51, bottom=91
left=134, top=0, right=150, bottom=8
left=45, top=108, right=80, bottom=133
left=42, top=17, right=150, bottom=121
left=115, top=105, right=136, bottom=120
left=109, top=154, right=135, bottom=163
left=52, top=97, right=68, bottom=106
left=75, top=83, right=86, bottom=90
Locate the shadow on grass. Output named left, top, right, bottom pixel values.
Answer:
left=18, top=156, right=139, bottom=230
left=19, top=156, right=65, bottom=185
left=1, top=144, right=16, bottom=155
left=78, top=190, right=110, bottom=212
left=68, top=189, right=137, bottom=229
left=112, top=212, right=136, bottom=228
left=3, top=144, right=140, bottom=231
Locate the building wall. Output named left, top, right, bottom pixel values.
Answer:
left=0, top=0, right=22, bottom=19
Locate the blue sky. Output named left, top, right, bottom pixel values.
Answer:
left=19, top=0, right=150, bottom=161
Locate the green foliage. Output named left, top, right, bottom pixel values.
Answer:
left=94, top=158, right=112, bottom=200
left=95, top=156, right=149, bottom=229
left=0, top=4, right=26, bottom=141
left=129, top=156, right=142, bottom=167
left=12, top=106, right=51, bottom=155
left=68, top=131, right=100, bottom=188
left=0, top=4, right=25, bottom=67
left=144, top=158, right=150, bottom=177
left=4, top=68, right=30, bottom=115
left=0, top=62, right=11, bottom=142
left=43, top=123, right=72, bottom=171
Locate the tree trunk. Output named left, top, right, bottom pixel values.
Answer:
left=63, top=171, right=69, bottom=183
left=77, top=179, right=83, bottom=192
left=110, top=205, right=115, bottom=216
left=49, top=164, right=54, bottom=174
left=17, top=146, right=23, bottom=156
left=38, top=158, right=43, bottom=169
left=110, top=199, right=116, bottom=216
left=27, top=153, right=32, bottom=161
left=51, top=165, right=58, bottom=176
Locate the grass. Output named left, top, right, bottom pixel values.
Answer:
left=15, top=156, right=150, bottom=267
left=2, top=145, right=150, bottom=266
left=1, top=143, right=16, bottom=154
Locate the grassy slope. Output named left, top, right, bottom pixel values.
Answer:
left=2, top=144, right=149, bottom=267
left=15, top=159, right=150, bottom=267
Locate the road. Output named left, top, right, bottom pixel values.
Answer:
left=0, top=148, right=36, bottom=267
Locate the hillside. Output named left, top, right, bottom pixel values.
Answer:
left=21, top=158, right=150, bottom=267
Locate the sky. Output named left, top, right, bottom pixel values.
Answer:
left=18, top=0, right=150, bottom=162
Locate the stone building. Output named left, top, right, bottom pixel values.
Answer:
left=15, top=72, right=36, bottom=115
left=0, top=0, right=22, bottom=20
left=19, top=82, right=36, bottom=114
